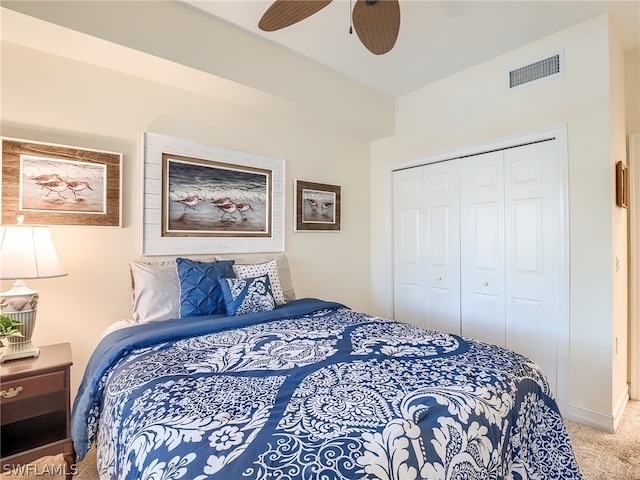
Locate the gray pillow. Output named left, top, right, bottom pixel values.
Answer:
left=129, top=261, right=180, bottom=323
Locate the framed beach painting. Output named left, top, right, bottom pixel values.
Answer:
left=294, top=180, right=341, bottom=232
left=162, top=153, right=271, bottom=237
left=142, top=132, right=285, bottom=255
left=1, top=137, right=122, bottom=226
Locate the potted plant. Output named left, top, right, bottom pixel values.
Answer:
left=0, top=314, right=23, bottom=347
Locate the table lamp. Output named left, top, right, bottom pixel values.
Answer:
left=0, top=215, right=67, bottom=362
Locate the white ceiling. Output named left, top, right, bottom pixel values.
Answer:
left=184, top=0, right=640, bottom=98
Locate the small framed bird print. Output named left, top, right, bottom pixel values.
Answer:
left=294, top=180, right=341, bottom=232
left=1, top=137, right=122, bottom=226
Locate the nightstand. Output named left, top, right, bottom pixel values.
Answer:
left=0, top=343, right=74, bottom=477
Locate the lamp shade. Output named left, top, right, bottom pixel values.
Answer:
left=0, top=224, right=67, bottom=280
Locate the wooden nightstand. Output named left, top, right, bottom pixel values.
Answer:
left=0, top=343, right=74, bottom=477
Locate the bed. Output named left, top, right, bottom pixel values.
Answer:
left=71, top=255, right=583, bottom=480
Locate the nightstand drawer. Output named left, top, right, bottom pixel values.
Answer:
left=0, top=371, right=66, bottom=405
left=0, top=343, right=74, bottom=473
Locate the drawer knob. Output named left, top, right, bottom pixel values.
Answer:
left=1, top=386, right=23, bottom=398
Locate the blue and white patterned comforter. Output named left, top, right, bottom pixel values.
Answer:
left=71, top=298, right=583, bottom=480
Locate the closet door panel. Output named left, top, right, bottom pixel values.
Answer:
left=423, top=161, right=461, bottom=334
left=505, top=141, right=560, bottom=388
left=393, top=168, right=425, bottom=326
left=460, top=152, right=506, bottom=346
left=512, top=199, right=543, bottom=274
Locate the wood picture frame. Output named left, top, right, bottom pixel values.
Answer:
left=294, top=180, right=341, bottom=232
left=142, top=132, right=284, bottom=255
left=616, top=160, right=629, bottom=209
left=1, top=137, right=122, bottom=226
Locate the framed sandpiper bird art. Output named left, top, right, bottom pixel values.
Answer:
left=142, top=132, right=285, bottom=256
left=294, top=180, right=341, bottom=232
left=1, top=137, right=122, bottom=227
left=161, top=152, right=272, bottom=238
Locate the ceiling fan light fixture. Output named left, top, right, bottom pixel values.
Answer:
left=258, top=0, right=400, bottom=55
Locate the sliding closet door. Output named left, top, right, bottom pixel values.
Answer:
left=393, top=168, right=425, bottom=326
left=460, top=151, right=506, bottom=347
left=422, top=161, right=461, bottom=334
left=504, top=140, right=560, bottom=388
left=393, top=162, right=461, bottom=333
left=458, top=141, right=560, bottom=386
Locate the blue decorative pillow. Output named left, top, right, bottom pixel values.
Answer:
left=176, top=258, right=235, bottom=318
left=219, top=274, right=276, bottom=316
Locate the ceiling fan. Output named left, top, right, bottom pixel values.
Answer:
left=258, top=0, right=400, bottom=55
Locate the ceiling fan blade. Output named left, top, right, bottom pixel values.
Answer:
left=259, top=0, right=333, bottom=32
left=352, top=0, right=400, bottom=55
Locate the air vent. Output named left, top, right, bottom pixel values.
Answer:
left=508, top=51, right=564, bottom=90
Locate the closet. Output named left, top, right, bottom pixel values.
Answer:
left=393, top=139, right=562, bottom=392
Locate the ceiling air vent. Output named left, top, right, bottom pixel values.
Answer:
left=508, top=51, right=564, bottom=90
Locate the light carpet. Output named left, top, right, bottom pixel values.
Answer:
left=3, top=401, right=639, bottom=479
left=564, top=399, right=640, bottom=480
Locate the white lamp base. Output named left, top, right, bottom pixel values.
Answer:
left=1, top=281, right=40, bottom=363
left=0, top=340, right=39, bottom=361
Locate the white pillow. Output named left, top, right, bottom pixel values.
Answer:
left=129, top=261, right=180, bottom=323
left=216, top=254, right=295, bottom=302
left=232, top=259, right=286, bottom=305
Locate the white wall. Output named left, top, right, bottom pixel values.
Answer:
left=625, top=48, right=640, bottom=397
left=0, top=7, right=391, bottom=398
left=630, top=133, right=640, bottom=400
left=0, top=0, right=393, bottom=140
left=370, top=14, right=629, bottom=431
left=608, top=20, right=629, bottom=429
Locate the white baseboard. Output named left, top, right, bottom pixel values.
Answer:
left=612, top=386, right=630, bottom=431
left=565, top=387, right=630, bottom=433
